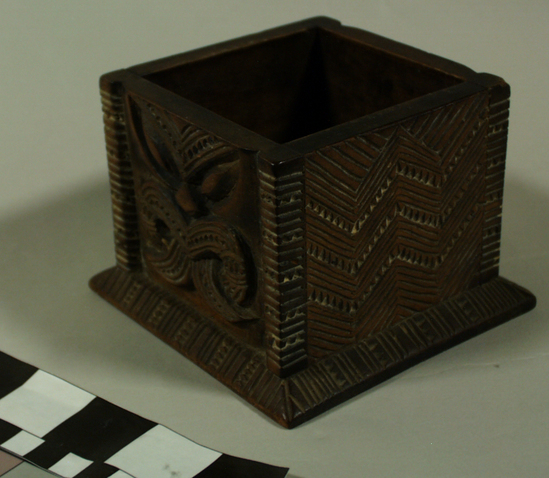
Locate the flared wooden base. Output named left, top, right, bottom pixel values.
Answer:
left=90, top=267, right=535, bottom=428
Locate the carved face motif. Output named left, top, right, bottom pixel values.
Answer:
left=129, top=97, right=258, bottom=322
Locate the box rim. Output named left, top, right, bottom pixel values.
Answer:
left=111, top=70, right=494, bottom=164
left=106, top=16, right=497, bottom=162
left=127, top=16, right=476, bottom=82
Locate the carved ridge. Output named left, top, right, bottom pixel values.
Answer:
left=101, top=86, right=141, bottom=271
left=259, top=161, right=308, bottom=377
left=480, top=91, right=510, bottom=281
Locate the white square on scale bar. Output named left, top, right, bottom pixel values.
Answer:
left=1, top=430, right=44, bottom=456
left=106, top=425, right=221, bottom=478
left=0, top=370, right=95, bottom=437
left=49, top=453, right=93, bottom=478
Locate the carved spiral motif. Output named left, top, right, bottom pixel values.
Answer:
left=188, top=222, right=255, bottom=321
left=131, top=97, right=257, bottom=322
left=139, top=183, right=192, bottom=287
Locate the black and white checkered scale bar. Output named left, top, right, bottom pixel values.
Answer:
left=0, top=352, right=288, bottom=478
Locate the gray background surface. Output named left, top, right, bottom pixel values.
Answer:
left=0, top=2, right=547, bottom=477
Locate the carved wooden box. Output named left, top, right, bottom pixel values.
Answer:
left=90, top=17, right=536, bottom=428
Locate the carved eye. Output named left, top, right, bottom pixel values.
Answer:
left=153, top=218, right=170, bottom=241
left=200, top=160, right=240, bottom=202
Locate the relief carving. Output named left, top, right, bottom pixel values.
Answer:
left=129, top=97, right=257, bottom=322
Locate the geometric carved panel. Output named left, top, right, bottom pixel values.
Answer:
left=305, top=93, right=490, bottom=358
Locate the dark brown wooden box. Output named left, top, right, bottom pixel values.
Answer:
left=90, top=17, right=536, bottom=428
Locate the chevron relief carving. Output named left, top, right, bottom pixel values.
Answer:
left=305, top=93, right=490, bottom=358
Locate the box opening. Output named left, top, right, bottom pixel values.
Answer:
left=144, top=28, right=464, bottom=144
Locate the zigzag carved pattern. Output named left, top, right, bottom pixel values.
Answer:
left=305, top=93, right=490, bottom=358
left=101, top=85, right=141, bottom=271
left=259, top=160, right=308, bottom=377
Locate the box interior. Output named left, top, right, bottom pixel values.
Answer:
left=144, top=28, right=464, bottom=144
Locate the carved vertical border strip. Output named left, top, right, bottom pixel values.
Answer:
left=100, top=77, right=141, bottom=271
left=259, top=157, right=308, bottom=377
left=480, top=82, right=510, bottom=282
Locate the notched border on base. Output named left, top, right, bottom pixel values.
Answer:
left=90, top=268, right=536, bottom=428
